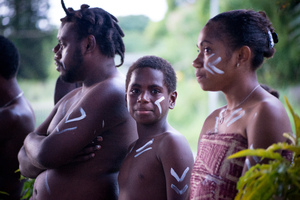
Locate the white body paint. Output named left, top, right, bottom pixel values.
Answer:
left=154, top=96, right=165, bottom=114
left=170, top=167, right=190, bottom=195
left=171, top=184, right=188, bottom=195
left=134, top=139, right=154, bottom=158
left=56, top=126, right=77, bottom=134
left=225, top=108, right=245, bottom=127
left=245, top=158, right=251, bottom=170
left=250, top=144, right=260, bottom=163
left=65, top=107, right=86, bottom=123
left=54, top=107, right=86, bottom=135
left=45, top=171, right=51, bottom=194
left=171, top=167, right=190, bottom=182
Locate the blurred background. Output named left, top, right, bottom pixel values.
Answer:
left=1, top=0, right=299, bottom=152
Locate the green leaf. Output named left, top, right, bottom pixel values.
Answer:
left=285, top=96, right=300, bottom=145
left=0, top=191, right=9, bottom=196
left=228, top=149, right=284, bottom=161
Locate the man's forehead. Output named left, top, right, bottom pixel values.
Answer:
left=57, top=22, right=76, bottom=39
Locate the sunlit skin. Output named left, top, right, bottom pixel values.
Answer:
left=192, top=21, right=292, bottom=173
left=118, top=67, right=194, bottom=200
left=18, top=22, right=137, bottom=200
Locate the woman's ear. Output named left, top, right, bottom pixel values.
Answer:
left=169, top=91, right=177, bottom=109
left=237, top=45, right=251, bottom=65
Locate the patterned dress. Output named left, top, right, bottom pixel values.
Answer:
left=190, top=133, right=247, bottom=200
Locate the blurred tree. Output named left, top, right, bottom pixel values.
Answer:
left=118, top=15, right=150, bottom=52
left=145, top=0, right=300, bottom=87
left=0, top=0, right=55, bottom=80
left=221, top=0, right=300, bottom=87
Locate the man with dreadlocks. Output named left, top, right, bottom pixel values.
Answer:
left=17, top=1, right=137, bottom=199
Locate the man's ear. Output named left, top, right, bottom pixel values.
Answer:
left=84, top=35, right=97, bottom=53
left=169, top=91, right=177, bottom=109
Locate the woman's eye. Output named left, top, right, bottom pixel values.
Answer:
left=204, top=47, right=211, bottom=53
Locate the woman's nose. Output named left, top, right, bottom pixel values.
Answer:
left=192, top=53, right=203, bottom=68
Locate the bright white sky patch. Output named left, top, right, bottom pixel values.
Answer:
left=48, top=0, right=168, bottom=27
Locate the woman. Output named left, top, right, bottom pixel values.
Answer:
left=190, top=9, right=292, bottom=199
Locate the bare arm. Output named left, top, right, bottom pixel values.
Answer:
left=23, top=82, right=128, bottom=169
left=242, top=100, right=292, bottom=173
left=159, top=133, right=194, bottom=200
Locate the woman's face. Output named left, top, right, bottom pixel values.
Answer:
left=192, top=22, right=237, bottom=91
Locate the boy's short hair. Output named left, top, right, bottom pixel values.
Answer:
left=126, top=55, right=177, bottom=93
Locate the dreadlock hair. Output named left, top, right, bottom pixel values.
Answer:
left=60, top=0, right=125, bottom=67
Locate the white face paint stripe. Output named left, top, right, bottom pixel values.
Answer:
left=203, top=54, right=224, bottom=75
left=204, top=64, right=215, bottom=74
left=61, top=61, right=66, bottom=70
left=171, top=184, right=188, bottom=195
left=208, top=61, right=224, bottom=74
left=102, top=120, right=105, bottom=128
left=65, top=107, right=86, bottom=123
left=154, top=96, right=165, bottom=114
left=171, top=167, right=190, bottom=182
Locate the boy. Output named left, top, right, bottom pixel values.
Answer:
left=118, top=55, right=194, bottom=200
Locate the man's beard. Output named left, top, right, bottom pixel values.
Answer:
left=61, top=48, right=84, bottom=83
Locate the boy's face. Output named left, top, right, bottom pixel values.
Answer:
left=126, top=67, right=176, bottom=125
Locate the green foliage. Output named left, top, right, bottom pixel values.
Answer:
left=20, top=176, right=35, bottom=200
left=145, top=0, right=300, bottom=87
left=228, top=97, right=300, bottom=200
left=0, top=0, right=56, bottom=81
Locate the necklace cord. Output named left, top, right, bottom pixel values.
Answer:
left=219, top=85, right=260, bottom=124
left=1, top=91, right=24, bottom=108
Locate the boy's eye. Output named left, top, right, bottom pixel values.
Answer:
left=151, top=89, right=160, bottom=94
left=130, top=88, right=139, bottom=94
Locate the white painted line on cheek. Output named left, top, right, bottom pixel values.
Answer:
left=61, top=61, right=66, bottom=70
left=204, top=64, right=215, bottom=74
left=208, top=57, right=224, bottom=74
left=154, top=96, right=165, bottom=114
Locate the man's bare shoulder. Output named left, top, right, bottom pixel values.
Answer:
left=0, top=100, right=35, bottom=140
